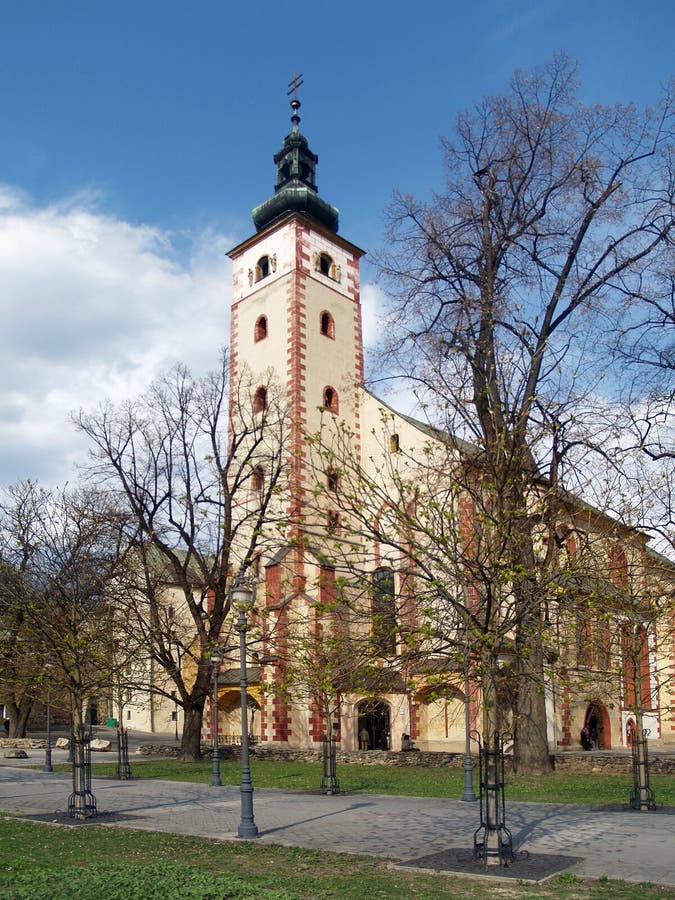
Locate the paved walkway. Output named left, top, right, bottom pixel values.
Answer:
left=0, top=751, right=673, bottom=887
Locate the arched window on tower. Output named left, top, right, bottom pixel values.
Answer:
left=372, top=567, right=397, bottom=656
left=253, top=386, right=267, bottom=414
left=254, top=315, right=268, bottom=342
left=251, top=465, right=265, bottom=492
left=326, top=468, right=339, bottom=493
left=323, top=386, right=339, bottom=414
left=315, top=251, right=340, bottom=282
left=320, top=311, right=335, bottom=339
left=255, top=255, right=270, bottom=282
left=326, top=510, right=340, bottom=534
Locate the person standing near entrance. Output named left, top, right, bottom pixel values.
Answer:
left=359, top=727, right=370, bottom=750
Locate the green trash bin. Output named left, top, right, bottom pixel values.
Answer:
left=106, top=717, right=118, bottom=728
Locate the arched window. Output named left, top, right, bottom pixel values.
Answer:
left=327, top=510, right=340, bottom=534
left=315, top=252, right=340, bottom=282
left=255, top=255, right=270, bottom=282
left=623, top=625, right=651, bottom=710
left=320, top=310, right=335, bottom=339
left=254, top=315, right=268, bottom=342
left=319, top=252, right=332, bottom=276
left=253, top=386, right=267, bottom=414
left=326, top=468, right=339, bottom=493
left=389, top=433, right=400, bottom=453
left=251, top=466, right=264, bottom=491
left=372, top=567, right=397, bottom=656
left=609, top=545, right=629, bottom=588
left=323, top=386, right=339, bottom=414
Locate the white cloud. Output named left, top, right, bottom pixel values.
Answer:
left=0, top=185, right=234, bottom=485
left=360, top=281, right=384, bottom=355
left=360, top=280, right=422, bottom=418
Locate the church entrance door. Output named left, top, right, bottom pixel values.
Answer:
left=357, top=700, right=391, bottom=750
left=584, top=702, right=611, bottom=750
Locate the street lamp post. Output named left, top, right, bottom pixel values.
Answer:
left=232, top=572, right=259, bottom=839
left=171, top=634, right=182, bottom=743
left=460, top=627, right=476, bottom=802
left=210, top=647, right=224, bottom=787
left=44, top=655, right=53, bottom=773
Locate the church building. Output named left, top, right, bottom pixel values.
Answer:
left=217, top=92, right=675, bottom=755
left=127, top=91, right=675, bottom=756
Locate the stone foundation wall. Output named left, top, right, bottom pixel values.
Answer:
left=0, top=739, right=47, bottom=749
left=6, top=737, right=674, bottom=774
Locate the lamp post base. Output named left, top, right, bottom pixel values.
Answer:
left=461, top=751, right=477, bottom=802
left=211, top=748, right=222, bottom=787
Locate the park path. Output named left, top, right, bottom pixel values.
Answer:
left=0, top=760, right=673, bottom=886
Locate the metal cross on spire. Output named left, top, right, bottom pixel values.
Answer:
left=287, top=72, right=304, bottom=102
left=287, top=72, right=304, bottom=131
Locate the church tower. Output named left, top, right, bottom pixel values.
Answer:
left=227, top=88, right=366, bottom=745
left=228, top=91, right=365, bottom=540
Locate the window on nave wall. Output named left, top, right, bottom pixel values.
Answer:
left=372, top=566, right=397, bottom=657
left=622, top=624, right=652, bottom=710
left=574, top=597, right=612, bottom=671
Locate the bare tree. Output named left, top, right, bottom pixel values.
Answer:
left=372, top=55, right=674, bottom=773
left=76, top=353, right=289, bottom=759
left=0, top=557, right=41, bottom=738
left=0, top=481, right=132, bottom=741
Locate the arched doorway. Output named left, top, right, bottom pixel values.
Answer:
left=357, top=699, right=391, bottom=750
left=626, top=717, right=636, bottom=748
left=217, top=690, right=261, bottom=741
left=584, top=702, right=611, bottom=750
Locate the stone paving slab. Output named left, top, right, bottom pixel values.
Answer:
left=0, top=766, right=673, bottom=887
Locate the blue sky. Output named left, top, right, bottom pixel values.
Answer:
left=1, top=0, right=673, bottom=485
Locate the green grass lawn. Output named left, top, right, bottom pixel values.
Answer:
left=61, top=757, right=675, bottom=807
left=0, top=814, right=672, bottom=900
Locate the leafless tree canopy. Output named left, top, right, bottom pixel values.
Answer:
left=378, top=55, right=673, bottom=466
left=361, top=55, right=675, bottom=772
left=0, top=481, right=131, bottom=736
left=76, top=352, right=289, bottom=758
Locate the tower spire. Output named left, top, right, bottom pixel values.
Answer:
left=251, top=76, right=339, bottom=234
left=287, top=72, right=304, bottom=133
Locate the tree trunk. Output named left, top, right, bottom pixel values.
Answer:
left=180, top=700, right=206, bottom=760
left=5, top=698, right=32, bottom=738
left=513, top=632, right=552, bottom=774
left=507, top=484, right=553, bottom=775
